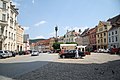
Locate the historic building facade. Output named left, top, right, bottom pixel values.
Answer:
left=88, top=27, right=97, bottom=50
left=81, top=28, right=89, bottom=46
left=0, top=0, right=25, bottom=51
left=16, top=23, right=24, bottom=52
left=64, top=30, right=79, bottom=43
left=108, top=14, right=120, bottom=48
left=0, top=0, right=19, bottom=51
left=96, top=21, right=112, bottom=49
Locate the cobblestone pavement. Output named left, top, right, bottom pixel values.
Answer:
left=14, top=53, right=120, bottom=80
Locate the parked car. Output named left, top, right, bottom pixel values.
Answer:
left=110, top=48, right=120, bottom=54
left=11, top=51, right=16, bottom=57
left=97, top=49, right=104, bottom=53
left=0, top=50, right=8, bottom=59
left=31, top=51, right=39, bottom=56
left=59, top=50, right=85, bottom=58
left=103, top=49, right=110, bottom=53
left=6, top=51, right=13, bottom=57
left=18, top=51, right=24, bottom=55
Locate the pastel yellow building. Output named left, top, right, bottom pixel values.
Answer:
left=16, top=23, right=24, bottom=52
left=96, top=21, right=112, bottom=49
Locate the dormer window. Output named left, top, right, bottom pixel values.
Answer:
left=104, top=25, right=107, bottom=29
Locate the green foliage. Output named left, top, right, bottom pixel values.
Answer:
left=66, top=42, right=77, bottom=44
left=29, top=39, right=45, bottom=44
left=52, top=42, right=64, bottom=50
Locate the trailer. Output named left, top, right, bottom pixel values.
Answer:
left=60, top=44, right=77, bottom=50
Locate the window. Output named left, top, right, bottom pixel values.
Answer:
left=94, top=34, right=96, bottom=37
left=98, top=34, right=99, bottom=38
left=115, top=31, right=117, bottom=34
left=98, top=40, right=99, bottom=43
left=104, top=38, right=106, bottom=43
left=116, top=36, right=118, bottom=42
left=109, top=33, right=110, bottom=36
left=112, top=36, right=114, bottom=42
left=112, top=32, right=114, bottom=35
left=14, top=34, right=15, bottom=40
left=2, top=14, right=6, bottom=21
left=11, top=33, right=13, bottom=39
left=3, top=2, right=6, bottom=9
left=109, top=37, right=111, bottom=43
left=9, top=32, right=10, bottom=39
left=99, top=28, right=103, bottom=32
left=101, top=39, right=103, bottom=43
left=5, top=30, right=7, bottom=36
left=7, top=13, right=9, bottom=19
left=101, top=34, right=102, bottom=37
left=104, top=25, right=107, bottom=29
left=104, top=33, right=106, bottom=36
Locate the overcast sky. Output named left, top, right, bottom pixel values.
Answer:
left=12, top=0, right=120, bottom=39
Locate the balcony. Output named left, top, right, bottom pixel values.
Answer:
left=0, top=35, right=7, bottom=41
left=0, top=7, right=8, bottom=12
left=0, top=20, right=8, bottom=26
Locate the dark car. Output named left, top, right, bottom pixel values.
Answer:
left=59, top=50, right=85, bottom=58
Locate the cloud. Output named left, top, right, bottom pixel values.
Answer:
left=32, top=0, right=35, bottom=4
left=32, top=36, right=45, bottom=39
left=23, top=26, right=30, bottom=30
left=34, top=21, right=47, bottom=26
left=64, top=26, right=89, bottom=32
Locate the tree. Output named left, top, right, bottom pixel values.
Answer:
left=66, top=42, right=78, bottom=44
left=52, top=42, right=64, bottom=50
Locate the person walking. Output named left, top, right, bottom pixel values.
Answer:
left=75, top=47, right=79, bottom=59
left=59, top=47, right=65, bottom=58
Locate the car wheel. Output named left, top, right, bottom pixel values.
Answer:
left=62, top=55, right=65, bottom=59
left=0, top=55, right=2, bottom=59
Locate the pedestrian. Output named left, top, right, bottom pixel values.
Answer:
left=59, top=47, right=65, bottom=58
left=75, top=47, right=79, bottom=59
left=78, top=48, right=83, bottom=59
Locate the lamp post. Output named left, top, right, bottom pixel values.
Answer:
left=55, top=26, right=58, bottom=42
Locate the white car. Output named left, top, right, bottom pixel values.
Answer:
left=6, top=51, right=13, bottom=57
left=31, top=51, right=39, bottom=56
left=0, top=50, right=8, bottom=59
left=97, top=49, right=104, bottom=53
left=103, top=49, right=110, bottom=53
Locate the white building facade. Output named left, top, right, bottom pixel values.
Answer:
left=0, top=0, right=19, bottom=51
left=64, top=30, right=79, bottom=43
left=108, top=26, right=120, bottom=48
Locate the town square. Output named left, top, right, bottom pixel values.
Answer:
left=0, top=0, right=120, bottom=80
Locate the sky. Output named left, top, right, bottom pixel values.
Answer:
left=12, top=0, right=120, bottom=39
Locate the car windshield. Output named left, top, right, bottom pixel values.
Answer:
left=33, top=51, right=37, bottom=52
left=69, top=50, right=76, bottom=53
left=0, top=51, right=3, bottom=53
left=4, top=51, right=8, bottom=53
left=64, top=50, right=68, bottom=53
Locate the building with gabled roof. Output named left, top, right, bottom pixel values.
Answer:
left=96, top=21, right=112, bottom=49
left=81, top=28, right=89, bottom=46
left=88, top=27, right=97, bottom=51
left=64, top=30, right=80, bottom=43
left=108, top=14, right=120, bottom=48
